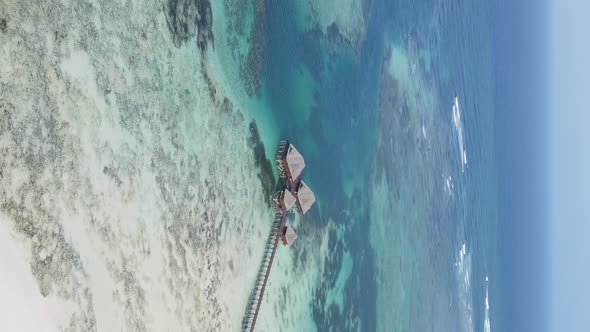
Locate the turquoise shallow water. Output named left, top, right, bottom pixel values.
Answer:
left=0, top=0, right=500, bottom=330
left=220, top=0, right=500, bottom=330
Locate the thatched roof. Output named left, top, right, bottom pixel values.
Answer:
left=297, top=181, right=316, bottom=214
left=285, top=144, right=305, bottom=180
left=283, top=189, right=297, bottom=210
left=282, top=226, right=297, bottom=246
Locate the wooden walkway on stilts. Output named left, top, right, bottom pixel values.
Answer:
left=242, top=212, right=285, bottom=332
left=242, top=140, right=293, bottom=332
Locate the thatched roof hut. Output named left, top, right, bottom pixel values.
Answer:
left=296, top=180, right=316, bottom=214
left=282, top=189, right=297, bottom=210
left=285, top=144, right=305, bottom=181
left=281, top=226, right=297, bottom=246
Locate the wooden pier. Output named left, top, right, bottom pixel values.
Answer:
left=241, top=140, right=315, bottom=331
left=242, top=212, right=285, bottom=332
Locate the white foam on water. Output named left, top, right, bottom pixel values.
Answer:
left=455, top=242, right=474, bottom=332
left=455, top=242, right=492, bottom=332
left=444, top=174, right=455, bottom=197
left=452, top=97, right=468, bottom=172
left=484, top=277, right=492, bottom=332
left=422, top=121, right=428, bottom=141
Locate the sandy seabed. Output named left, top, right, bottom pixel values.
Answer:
left=0, top=0, right=278, bottom=330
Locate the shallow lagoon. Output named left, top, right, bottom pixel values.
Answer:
left=0, top=0, right=498, bottom=330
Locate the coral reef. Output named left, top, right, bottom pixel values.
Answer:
left=0, top=0, right=269, bottom=330
left=241, top=0, right=267, bottom=97
left=165, top=0, right=214, bottom=51
left=247, top=121, right=276, bottom=205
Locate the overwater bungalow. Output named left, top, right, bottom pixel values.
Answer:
left=276, top=141, right=306, bottom=184
left=295, top=180, right=315, bottom=214
left=272, top=180, right=316, bottom=215
left=274, top=141, right=316, bottom=214
left=245, top=140, right=317, bottom=332
left=280, top=226, right=297, bottom=246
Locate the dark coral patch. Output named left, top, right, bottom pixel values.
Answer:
left=241, top=0, right=267, bottom=97
left=0, top=18, right=7, bottom=33
left=247, top=121, right=275, bottom=206
left=311, top=189, right=378, bottom=332
left=164, top=0, right=214, bottom=51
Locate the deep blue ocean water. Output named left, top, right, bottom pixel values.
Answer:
left=248, top=0, right=499, bottom=330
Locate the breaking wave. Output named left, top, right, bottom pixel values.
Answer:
left=444, top=174, right=454, bottom=197
left=452, top=97, right=468, bottom=172
left=455, top=242, right=474, bottom=332
left=484, top=277, right=492, bottom=332
left=455, top=242, right=492, bottom=332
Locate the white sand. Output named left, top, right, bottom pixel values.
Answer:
left=0, top=213, right=72, bottom=332
left=0, top=0, right=274, bottom=330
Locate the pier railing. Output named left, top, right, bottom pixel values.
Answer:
left=242, top=212, right=285, bottom=332
left=276, top=140, right=288, bottom=180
